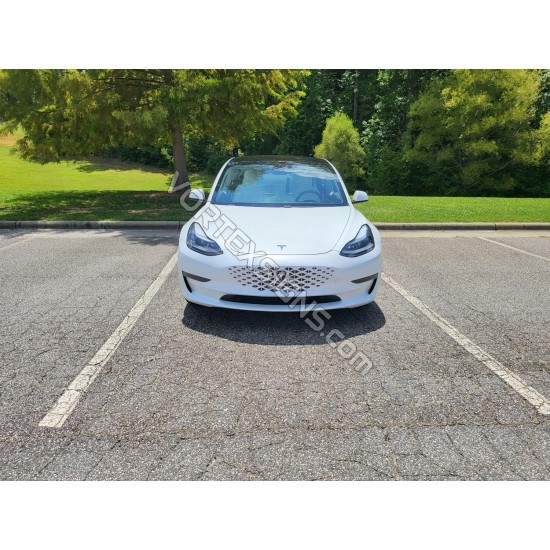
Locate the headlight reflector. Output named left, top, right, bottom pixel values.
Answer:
left=340, top=224, right=375, bottom=257
left=186, top=223, right=223, bottom=256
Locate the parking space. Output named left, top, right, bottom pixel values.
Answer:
left=0, top=229, right=549, bottom=479
left=0, top=230, right=177, bottom=434
left=382, top=232, right=550, bottom=397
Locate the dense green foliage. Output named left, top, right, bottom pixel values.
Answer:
left=288, top=70, right=550, bottom=197
left=406, top=70, right=549, bottom=196
left=2, top=69, right=550, bottom=197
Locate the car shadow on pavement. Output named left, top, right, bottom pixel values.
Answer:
left=181, top=301, right=386, bottom=346
left=123, top=232, right=180, bottom=247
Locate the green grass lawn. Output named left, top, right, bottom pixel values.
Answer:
left=1, top=139, right=549, bottom=222
left=0, top=139, right=213, bottom=221
left=356, top=195, right=550, bottom=222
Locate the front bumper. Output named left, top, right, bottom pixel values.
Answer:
left=178, top=242, right=383, bottom=312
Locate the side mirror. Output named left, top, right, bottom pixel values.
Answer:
left=188, top=188, right=206, bottom=202
left=352, top=190, right=369, bottom=203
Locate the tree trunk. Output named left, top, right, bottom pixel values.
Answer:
left=171, top=124, right=190, bottom=194
left=352, top=69, right=359, bottom=124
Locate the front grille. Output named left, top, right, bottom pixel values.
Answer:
left=228, top=266, right=335, bottom=292
left=220, top=294, right=341, bottom=306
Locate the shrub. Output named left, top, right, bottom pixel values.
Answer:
left=314, top=112, right=366, bottom=193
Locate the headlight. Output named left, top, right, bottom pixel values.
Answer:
left=186, top=223, right=223, bottom=256
left=340, top=224, right=375, bottom=257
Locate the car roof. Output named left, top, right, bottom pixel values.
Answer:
left=225, top=155, right=334, bottom=170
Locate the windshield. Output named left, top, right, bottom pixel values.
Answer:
left=211, top=161, right=348, bottom=207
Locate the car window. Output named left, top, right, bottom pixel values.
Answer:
left=211, top=162, right=348, bottom=207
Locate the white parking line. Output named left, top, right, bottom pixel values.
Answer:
left=381, top=273, right=550, bottom=416
left=477, top=236, right=550, bottom=262
left=39, top=252, right=178, bottom=428
left=0, top=235, right=35, bottom=251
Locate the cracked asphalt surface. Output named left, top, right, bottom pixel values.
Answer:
left=0, top=228, right=549, bottom=480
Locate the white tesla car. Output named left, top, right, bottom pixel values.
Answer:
left=177, top=156, right=382, bottom=311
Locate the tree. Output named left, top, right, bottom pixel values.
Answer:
left=0, top=69, right=308, bottom=192
left=361, top=70, right=446, bottom=193
left=274, top=70, right=377, bottom=156
left=405, top=69, right=547, bottom=195
left=314, top=112, right=366, bottom=192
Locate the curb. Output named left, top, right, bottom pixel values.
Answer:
left=1, top=220, right=550, bottom=231
left=374, top=222, right=550, bottom=230
left=0, top=220, right=184, bottom=230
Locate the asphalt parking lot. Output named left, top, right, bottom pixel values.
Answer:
left=0, top=228, right=549, bottom=480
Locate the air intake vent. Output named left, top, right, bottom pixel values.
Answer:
left=220, top=294, right=341, bottom=306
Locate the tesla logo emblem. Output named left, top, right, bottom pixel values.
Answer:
left=277, top=245, right=286, bottom=250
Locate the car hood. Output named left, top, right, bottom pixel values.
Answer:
left=205, top=205, right=352, bottom=255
